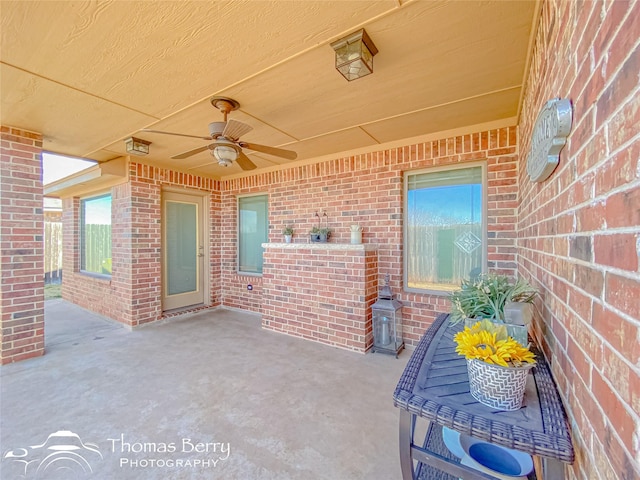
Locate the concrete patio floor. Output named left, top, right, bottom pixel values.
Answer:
left=1, top=300, right=410, bottom=479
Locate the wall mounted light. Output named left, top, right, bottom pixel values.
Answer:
left=125, top=137, right=151, bottom=156
left=330, top=29, right=378, bottom=81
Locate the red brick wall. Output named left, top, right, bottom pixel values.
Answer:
left=57, top=129, right=517, bottom=354
left=62, top=162, right=221, bottom=327
left=517, top=1, right=639, bottom=479
left=210, top=187, right=222, bottom=306
left=221, top=126, right=519, bottom=346
left=57, top=129, right=517, bottom=344
left=0, top=126, right=45, bottom=364
left=262, top=245, right=378, bottom=352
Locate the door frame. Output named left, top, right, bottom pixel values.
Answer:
left=161, top=187, right=210, bottom=311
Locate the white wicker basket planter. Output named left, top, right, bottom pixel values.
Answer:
left=466, top=359, right=534, bottom=411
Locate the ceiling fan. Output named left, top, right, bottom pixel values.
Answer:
left=142, top=96, right=297, bottom=170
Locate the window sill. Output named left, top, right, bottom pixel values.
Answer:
left=237, top=271, right=262, bottom=277
left=404, top=286, right=454, bottom=296
left=79, top=271, right=112, bottom=281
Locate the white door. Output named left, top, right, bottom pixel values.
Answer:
left=162, top=191, right=206, bottom=310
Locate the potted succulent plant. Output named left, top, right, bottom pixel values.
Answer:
left=449, top=273, right=537, bottom=324
left=309, top=226, right=331, bottom=243
left=282, top=226, right=294, bottom=243
left=449, top=273, right=537, bottom=346
left=454, top=319, right=536, bottom=411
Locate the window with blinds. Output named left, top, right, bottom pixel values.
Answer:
left=404, top=164, right=486, bottom=292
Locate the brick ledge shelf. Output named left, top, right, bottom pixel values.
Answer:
left=261, top=243, right=378, bottom=353
left=262, top=242, right=378, bottom=250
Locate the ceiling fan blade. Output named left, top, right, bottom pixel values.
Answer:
left=239, top=141, right=297, bottom=160
left=142, top=129, right=212, bottom=140
left=171, top=145, right=211, bottom=159
left=236, top=151, right=257, bottom=171
left=222, top=119, right=253, bottom=141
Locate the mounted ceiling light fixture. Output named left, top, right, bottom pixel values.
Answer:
left=330, top=28, right=378, bottom=81
left=124, top=137, right=151, bottom=156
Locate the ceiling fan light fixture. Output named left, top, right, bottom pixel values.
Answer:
left=212, top=143, right=239, bottom=166
left=217, top=157, right=233, bottom=167
left=330, top=29, right=378, bottom=81
left=125, top=136, right=151, bottom=156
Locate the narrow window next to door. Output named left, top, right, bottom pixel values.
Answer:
left=238, top=195, right=268, bottom=275
left=80, top=194, right=112, bottom=276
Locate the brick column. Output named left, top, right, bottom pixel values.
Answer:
left=0, top=126, right=45, bottom=364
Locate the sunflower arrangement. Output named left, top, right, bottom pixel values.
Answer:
left=453, top=320, right=536, bottom=368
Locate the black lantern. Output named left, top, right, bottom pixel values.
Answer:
left=371, top=275, right=404, bottom=357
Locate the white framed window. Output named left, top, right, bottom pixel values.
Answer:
left=80, top=193, right=112, bottom=276
left=238, top=194, right=268, bottom=275
left=404, top=163, right=486, bottom=293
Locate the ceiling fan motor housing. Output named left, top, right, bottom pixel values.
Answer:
left=208, top=122, right=226, bottom=138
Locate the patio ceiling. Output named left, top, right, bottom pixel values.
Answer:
left=1, top=0, right=538, bottom=179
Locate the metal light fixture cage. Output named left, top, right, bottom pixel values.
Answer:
left=371, top=275, right=404, bottom=357
left=330, top=29, right=378, bottom=81
left=125, top=137, right=151, bottom=156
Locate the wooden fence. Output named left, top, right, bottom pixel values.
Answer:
left=83, top=224, right=112, bottom=274
left=44, top=221, right=62, bottom=283
left=406, top=223, right=482, bottom=289
left=44, top=222, right=112, bottom=282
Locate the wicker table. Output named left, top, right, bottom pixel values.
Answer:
left=393, top=314, right=574, bottom=480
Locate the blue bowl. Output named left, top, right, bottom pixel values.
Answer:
left=469, top=443, right=522, bottom=475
